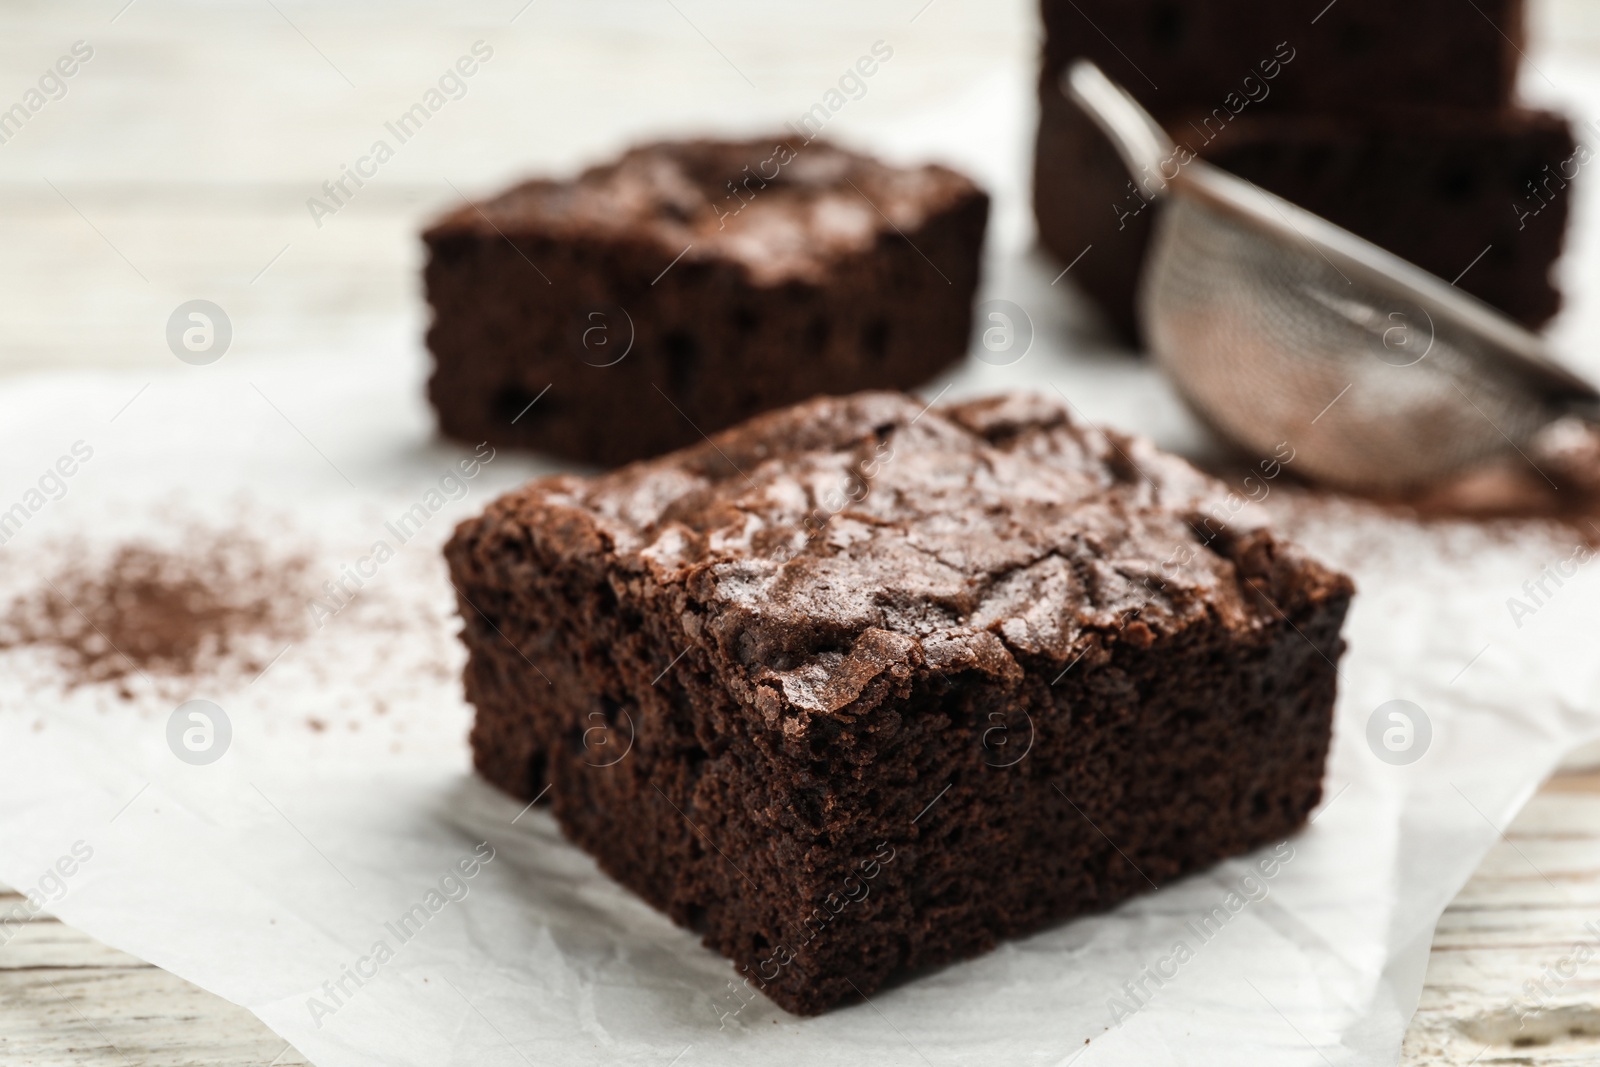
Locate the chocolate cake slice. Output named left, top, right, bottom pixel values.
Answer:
left=1035, top=82, right=1577, bottom=339
left=445, top=390, right=1353, bottom=1014
left=1041, top=0, right=1525, bottom=115
left=424, top=138, right=988, bottom=468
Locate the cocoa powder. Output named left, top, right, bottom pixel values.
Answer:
left=1202, top=452, right=1600, bottom=548
left=0, top=533, right=311, bottom=697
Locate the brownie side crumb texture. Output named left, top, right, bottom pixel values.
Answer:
left=1035, top=83, right=1575, bottom=339
left=424, top=138, right=989, bottom=468
left=445, top=390, right=1353, bottom=1015
left=1040, top=0, right=1525, bottom=115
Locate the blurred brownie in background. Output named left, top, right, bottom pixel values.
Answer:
left=424, top=138, right=988, bottom=467
left=1040, top=0, right=1526, bottom=115
left=1035, top=88, right=1577, bottom=338
left=1034, top=0, right=1578, bottom=341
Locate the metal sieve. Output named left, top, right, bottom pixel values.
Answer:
left=1065, top=61, right=1600, bottom=494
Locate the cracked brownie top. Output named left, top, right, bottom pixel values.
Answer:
left=425, top=138, right=983, bottom=286
left=464, top=391, right=1352, bottom=716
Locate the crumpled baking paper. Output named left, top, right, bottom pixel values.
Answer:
left=4, top=325, right=1600, bottom=1067
left=5, top=58, right=1600, bottom=1067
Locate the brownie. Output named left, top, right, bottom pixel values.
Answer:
left=1035, top=82, right=1577, bottom=339
left=424, top=138, right=988, bottom=468
left=1041, top=0, right=1525, bottom=116
left=445, top=389, right=1354, bottom=1015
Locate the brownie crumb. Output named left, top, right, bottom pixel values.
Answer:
left=0, top=532, right=310, bottom=696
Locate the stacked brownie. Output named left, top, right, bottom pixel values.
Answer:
left=425, top=138, right=988, bottom=467
left=1035, top=0, right=1578, bottom=339
left=447, top=390, right=1353, bottom=1013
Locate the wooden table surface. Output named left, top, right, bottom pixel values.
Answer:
left=4, top=760, right=1599, bottom=1065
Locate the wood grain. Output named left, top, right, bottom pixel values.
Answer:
left=1401, top=768, right=1600, bottom=1065
left=0, top=890, right=309, bottom=1065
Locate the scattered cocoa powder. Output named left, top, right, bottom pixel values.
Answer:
left=0, top=532, right=311, bottom=697
left=1398, top=455, right=1600, bottom=545
left=1202, top=451, right=1600, bottom=548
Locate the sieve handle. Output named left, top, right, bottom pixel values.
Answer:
left=1063, top=61, right=1176, bottom=195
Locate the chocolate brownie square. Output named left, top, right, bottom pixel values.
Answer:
left=1041, top=0, right=1525, bottom=115
left=445, top=390, right=1353, bottom=1015
left=1035, top=82, right=1576, bottom=338
left=424, top=139, right=988, bottom=468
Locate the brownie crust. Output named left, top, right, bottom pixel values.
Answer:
left=445, top=391, right=1353, bottom=1014
left=424, top=139, right=989, bottom=468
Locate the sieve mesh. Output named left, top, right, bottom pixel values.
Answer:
left=1142, top=190, right=1556, bottom=492
left=1067, top=61, right=1600, bottom=495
